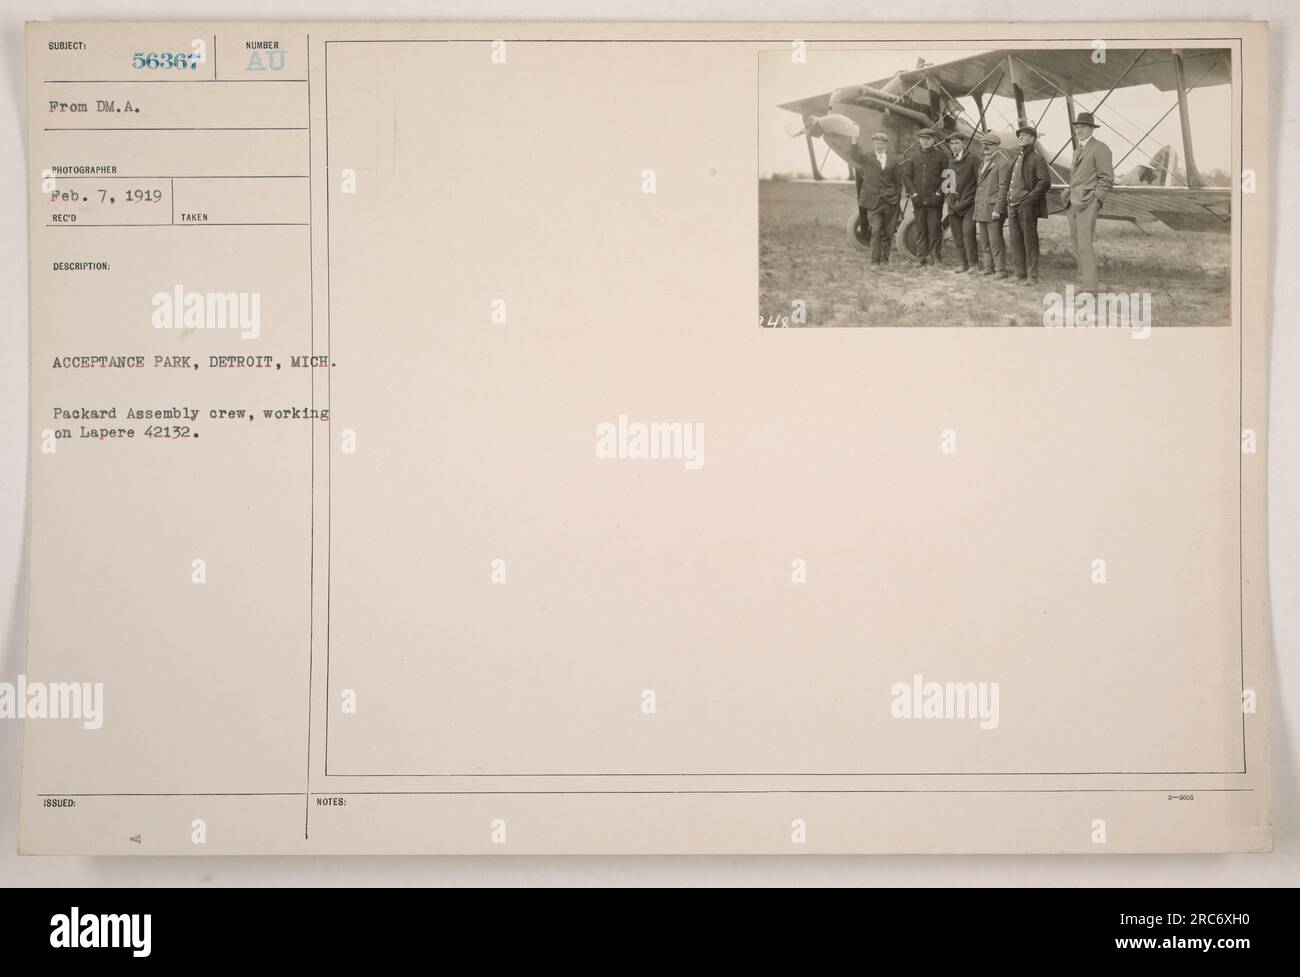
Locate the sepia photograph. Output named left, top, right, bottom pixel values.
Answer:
left=759, top=47, right=1233, bottom=328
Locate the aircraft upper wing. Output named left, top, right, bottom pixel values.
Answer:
left=887, top=48, right=1230, bottom=102
left=776, top=48, right=1231, bottom=119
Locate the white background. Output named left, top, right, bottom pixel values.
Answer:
left=1, top=0, right=1295, bottom=886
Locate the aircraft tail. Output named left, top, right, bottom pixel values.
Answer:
left=1117, top=144, right=1185, bottom=187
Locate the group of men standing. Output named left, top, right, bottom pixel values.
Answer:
left=848, top=113, right=1114, bottom=292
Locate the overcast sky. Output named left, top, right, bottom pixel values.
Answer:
left=758, top=49, right=1233, bottom=180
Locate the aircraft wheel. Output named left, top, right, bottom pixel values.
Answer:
left=896, top=213, right=923, bottom=261
left=846, top=211, right=873, bottom=253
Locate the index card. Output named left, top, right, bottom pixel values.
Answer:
left=20, top=20, right=1272, bottom=854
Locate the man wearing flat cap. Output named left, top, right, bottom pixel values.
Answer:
left=972, top=133, right=1011, bottom=278
left=1065, top=111, right=1114, bottom=293
left=900, top=127, right=948, bottom=266
left=1006, top=124, right=1052, bottom=286
left=849, top=130, right=902, bottom=265
left=944, top=132, right=981, bottom=274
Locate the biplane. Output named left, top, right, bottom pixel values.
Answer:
left=778, top=48, right=1231, bottom=260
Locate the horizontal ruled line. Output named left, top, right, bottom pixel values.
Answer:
left=36, top=787, right=1256, bottom=797
left=50, top=175, right=308, bottom=179
left=38, top=792, right=301, bottom=797
left=43, top=78, right=307, bottom=83
left=327, top=768, right=1253, bottom=777
left=45, top=222, right=309, bottom=228
left=44, top=126, right=307, bottom=131
left=326, top=787, right=1257, bottom=796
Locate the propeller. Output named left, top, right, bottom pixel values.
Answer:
left=786, top=108, right=862, bottom=141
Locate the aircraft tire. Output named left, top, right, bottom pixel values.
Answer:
left=846, top=210, right=873, bottom=253
left=896, top=213, right=923, bottom=261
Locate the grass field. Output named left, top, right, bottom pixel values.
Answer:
left=759, top=179, right=1231, bottom=328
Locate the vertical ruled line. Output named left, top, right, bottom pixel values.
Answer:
left=305, top=32, right=315, bottom=841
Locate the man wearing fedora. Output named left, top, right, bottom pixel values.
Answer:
left=1005, top=124, right=1052, bottom=286
left=900, top=127, right=948, bottom=266
left=849, top=130, right=903, bottom=265
left=972, top=133, right=1011, bottom=278
left=1065, top=111, right=1114, bottom=293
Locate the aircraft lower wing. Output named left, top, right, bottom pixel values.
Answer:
left=782, top=179, right=1231, bottom=233
left=789, top=178, right=857, bottom=196
left=1048, top=184, right=1231, bottom=232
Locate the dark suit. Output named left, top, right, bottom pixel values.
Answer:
left=1006, top=146, right=1051, bottom=280
left=900, top=144, right=948, bottom=262
left=945, top=149, right=980, bottom=269
left=851, top=145, right=902, bottom=263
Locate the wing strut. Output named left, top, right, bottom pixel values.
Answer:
left=805, top=130, right=824, bottom=181
left=1038, top=50, right=1147, bottom=165
left=1172, top=51, right=1208, bottom=188
left=960, top=69, right=1003, bottom=156
left=1112, top=53, right=1226, bottom=185
left=1005, top=55, right=1028, bottom=127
